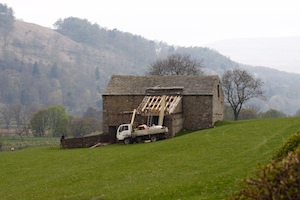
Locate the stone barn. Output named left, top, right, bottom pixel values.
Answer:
left=102, top=75, right=224, bottom=141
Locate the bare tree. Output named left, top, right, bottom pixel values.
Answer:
left=221, top=69, right=265, bottom=120
left=69, top=117, right=92, bottom=137
left=147, top=54, right=204, bottom=76
left=14, top=127, right=26, bottom=141
left=245, top=104, right=261, bottom=118
left=10, top=104, right=23, bottom=128
left=0, top=106, right=13, bottom=129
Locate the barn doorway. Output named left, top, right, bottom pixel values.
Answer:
left=108, top=126, right=117, bottom=143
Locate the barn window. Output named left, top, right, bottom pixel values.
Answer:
left=217, top=85, right=220, bottom=97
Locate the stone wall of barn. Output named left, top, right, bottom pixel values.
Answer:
left=212, top=83, right=224, bottom=124
left=182, top=95, right=213, bottom=130
left=103, top=93, right=221, bottom=139
left=102, top=94, right=183, bottom=139
left=102, top=95, right=144, bottom=135
left=167, top=113, right=183, bottom=138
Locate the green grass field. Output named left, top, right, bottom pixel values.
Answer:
left=0, top=136, right=60, bottom=151
left=1, top=118, right=300, bottom=200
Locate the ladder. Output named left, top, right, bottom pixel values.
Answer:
left=146, top=108, right=153, bottom=127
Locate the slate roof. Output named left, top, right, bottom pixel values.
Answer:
left=103, top=75, right=220, bottom=95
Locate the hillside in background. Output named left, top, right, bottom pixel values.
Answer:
left=1, top=19, right=300, bottom=116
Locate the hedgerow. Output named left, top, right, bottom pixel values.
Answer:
left=272, top=131, right=300, bottom=161
left=228, top=146, right=300, bottom=200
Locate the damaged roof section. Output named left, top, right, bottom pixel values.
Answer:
left=137, top=95, right=182, bottom=116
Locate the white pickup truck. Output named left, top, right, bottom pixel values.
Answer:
left=116, top=123, right=168, bottom=144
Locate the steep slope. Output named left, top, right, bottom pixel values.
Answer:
left=0, top=21, right=156, bottom=115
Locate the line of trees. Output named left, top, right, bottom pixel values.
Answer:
left=224, top=105, right=296, bottom=121
left=0, top=104, right=102, bottom=139
left=29, top=105, right=102, bottom=138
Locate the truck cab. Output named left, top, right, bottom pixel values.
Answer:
left=116, top=124, right=132, bottom=142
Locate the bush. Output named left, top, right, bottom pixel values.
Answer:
left=229, top=147, right=300, bottom=199
left=272, top=131, right=300, bottom=161
left=0, top=141, right=2, bottom=151
left=213, top=120, right=232, bottom=127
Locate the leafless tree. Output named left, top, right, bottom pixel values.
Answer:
left=221, top=69, right=265, bottom=120
left=14, top=127, right=26, bottom=141
left=147, top=54, right=204, bottom=76
left=0, top=106, right=13, bottom=128
left=10, top=104, right=23, bottom=128
left=245, top=104, right=261, bottom=118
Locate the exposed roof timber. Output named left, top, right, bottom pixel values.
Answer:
left=137, top=95, right=182, bottom=115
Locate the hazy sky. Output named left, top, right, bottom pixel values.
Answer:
left=2, top=0, right=300, bottom=46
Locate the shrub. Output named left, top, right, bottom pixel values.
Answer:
left=229, top=147, right=300, bottom=200
left=272, top=131, right=300, bottom=161
left=213, top=120, right=232, bottom=127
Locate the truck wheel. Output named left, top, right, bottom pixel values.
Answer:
left=150, top=135, right=157, bottom=142
left=136, top=137, right=142, bottom=143
left=124, top=138, right=131, bottom=145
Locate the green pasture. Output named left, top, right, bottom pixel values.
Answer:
left=0, top=137, right=60, bottom=151
left=1, top=117, right=300, bottom=200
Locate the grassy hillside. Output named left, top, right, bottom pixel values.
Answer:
left=1, top=118, right=300, bottom=200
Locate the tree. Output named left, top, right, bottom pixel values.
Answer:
left=221, top=69, right=265, bottom=120
left=0, top=3, right=15, bottom=45
left=69, top=117, right=91, bottom=137
left=30, top=109, right=48, bottom=137
left=50, top=63, right=59, bottom=78
left=223, top=105, right=234, bottom=121
left=83, top=107, right=101, bottom=120
left=238, top=109, right=257, bottom=120
left=47, top=105, right=69, bottom=136
left=244, top=104, right=261, bottom=118
left=14, top=127, right=26, bottom=141
left=54, top=17, right=102, bottom=47
left=259, top=109, right=286, bottom=119
left=10, top=104, right=23, bottom=128
left=0, top=105, right=13, bottom=129
left=294, top=109, right=300, bottom=117
left=20, top=106, right=36, bottom=137
left=147, top=54, right=204, bottom=76
left=83, top=117, right=101, bottom=133
left=32, top=61, right=40, bottom=76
